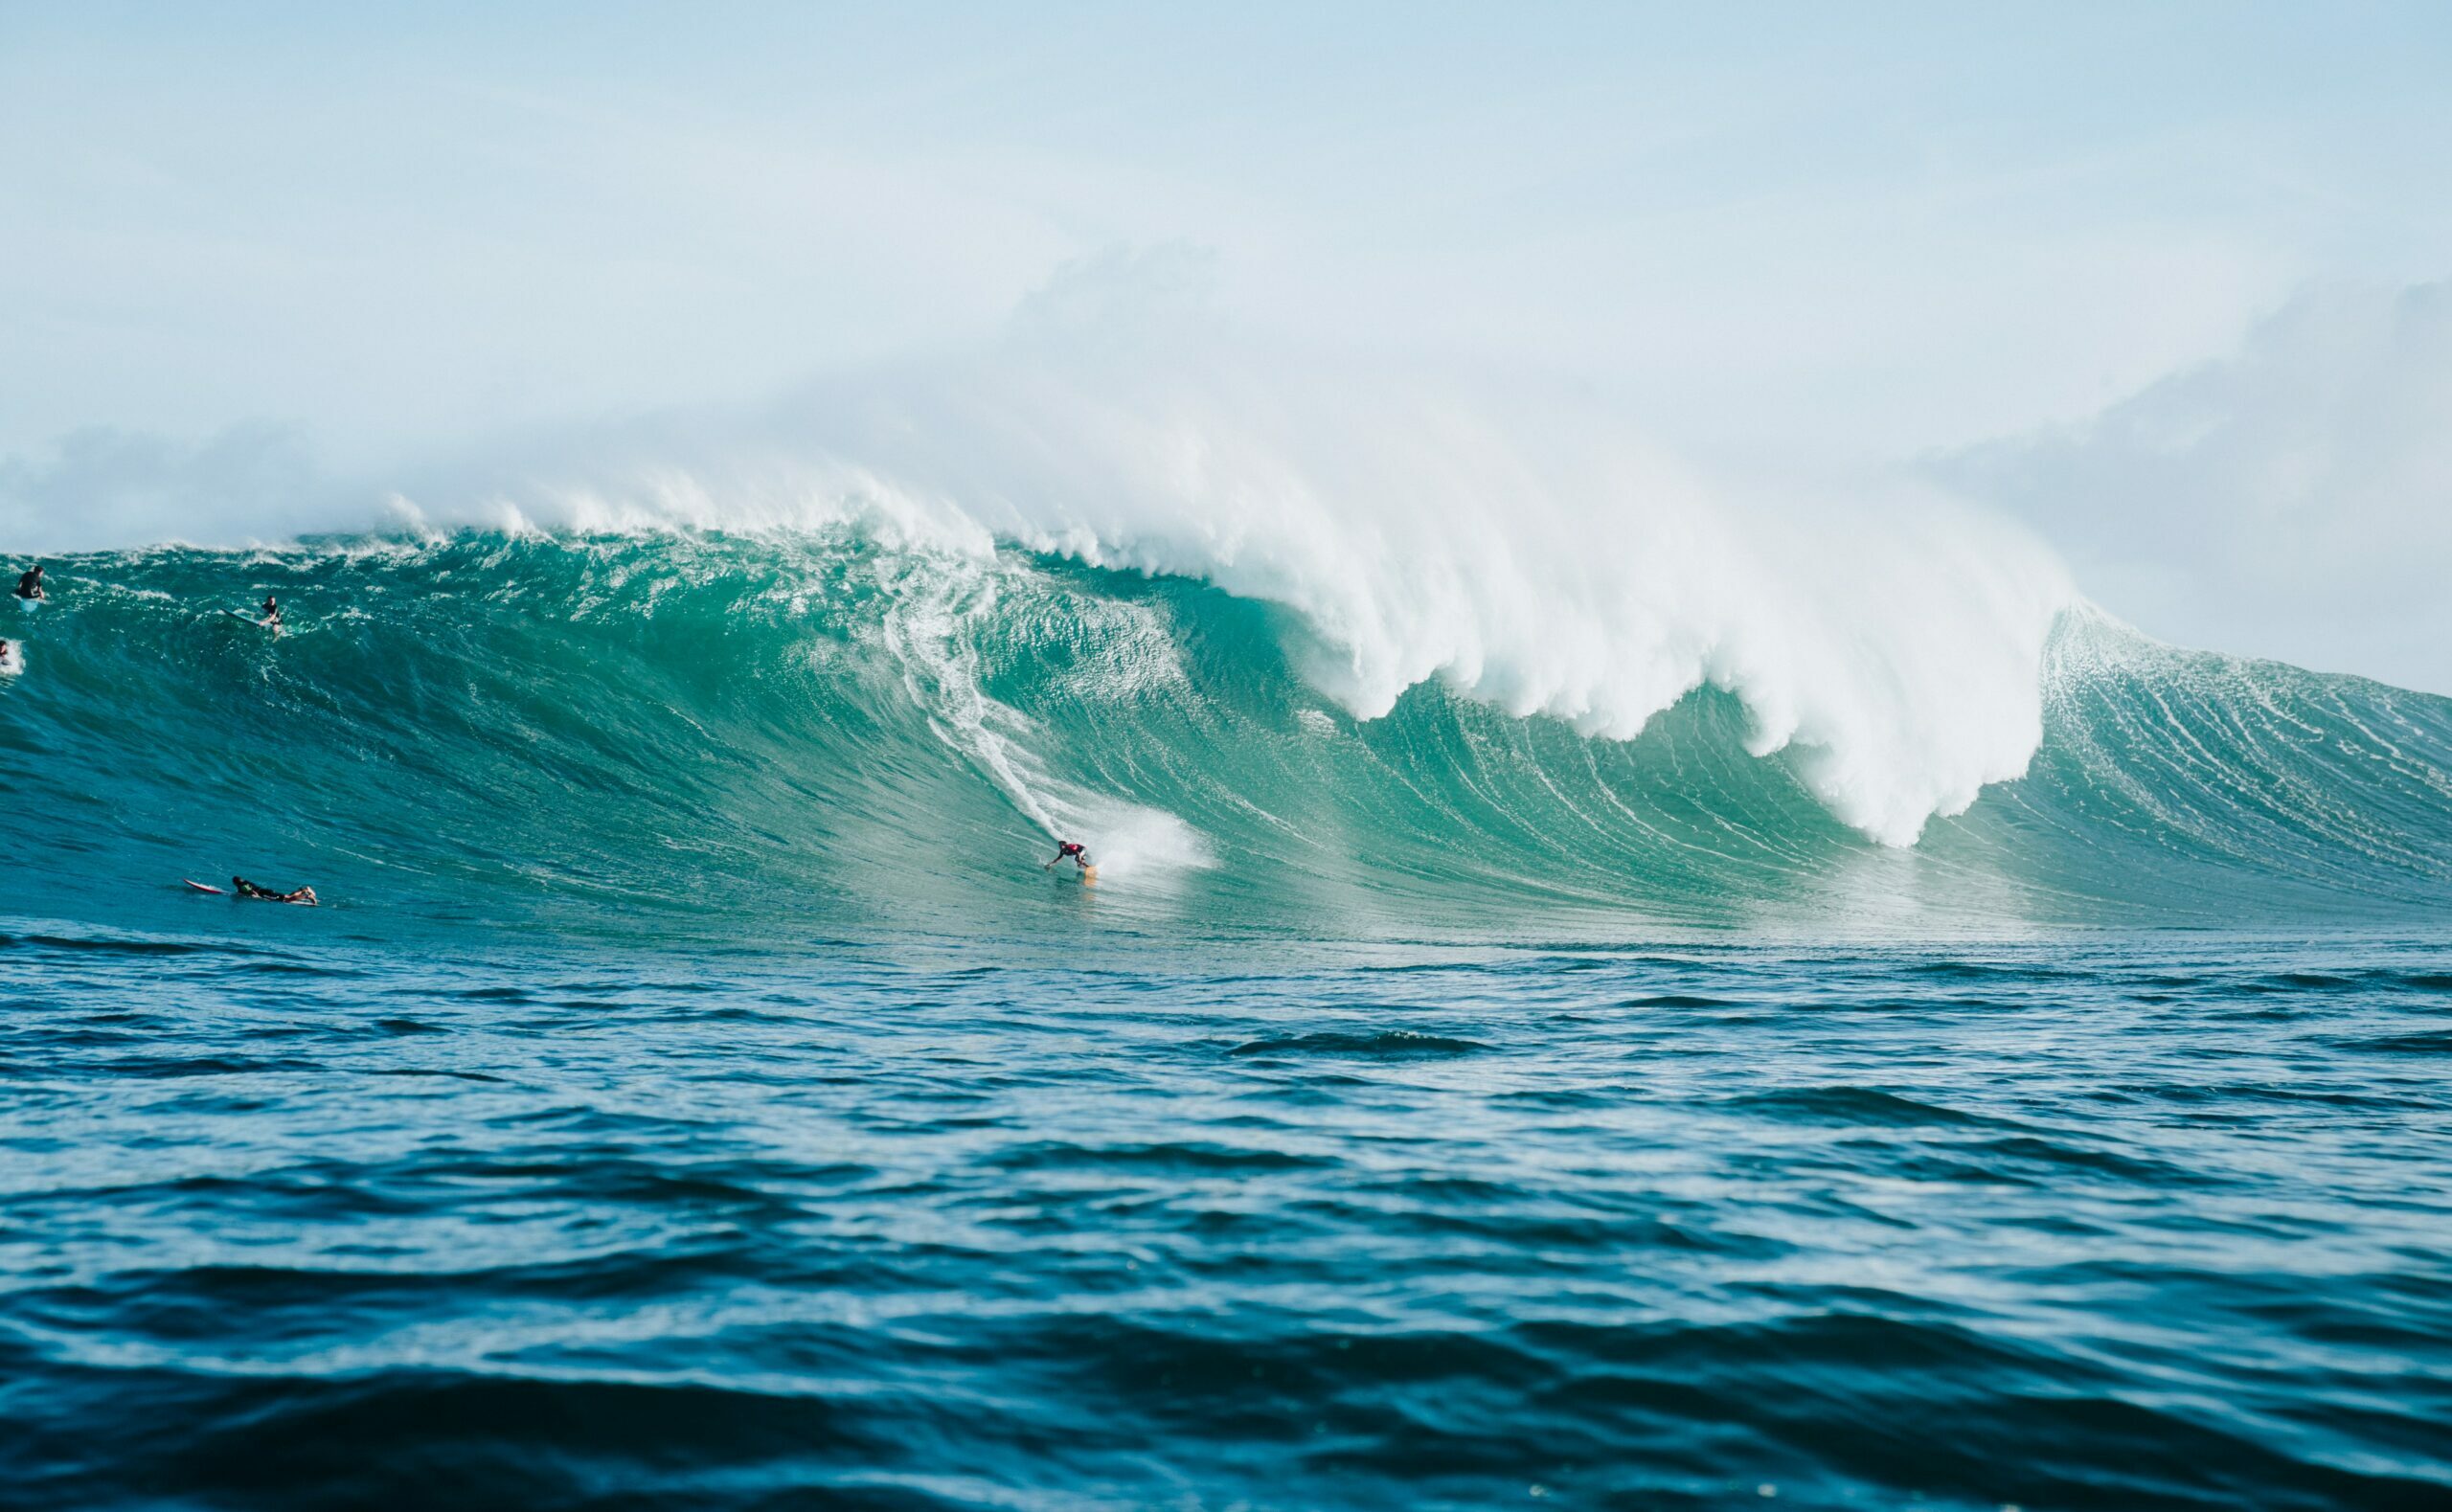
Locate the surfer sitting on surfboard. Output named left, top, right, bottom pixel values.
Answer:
left=260, top=595, right=282, bottom=629
left=233, top=876, right=316, bottom=905
left=14, top=565, right=42, bottom=600
left=1044, top=841, right=1093, bottom=872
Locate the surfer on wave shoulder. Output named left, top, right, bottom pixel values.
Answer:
left=14, top=564, right=43, bottom=600
left=233, top=876, right=317, bottom=905
left=1044, top=841, right=1093, bottom=872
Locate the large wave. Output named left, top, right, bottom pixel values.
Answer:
left=22, top=356, right=2079, bottom=846
left=3, top=529, right=2446, bottom=942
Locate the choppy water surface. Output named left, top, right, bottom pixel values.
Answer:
left=4, top=923, right=2447, bottom=1510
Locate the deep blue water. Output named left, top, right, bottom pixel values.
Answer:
left=5, top=922, right=2448, bottom=1510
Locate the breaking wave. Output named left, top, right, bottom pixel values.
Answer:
left=1, top=524, right=2445, bottom=942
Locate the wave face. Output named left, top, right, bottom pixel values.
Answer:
left=4, top=530, right=2447, bottom=941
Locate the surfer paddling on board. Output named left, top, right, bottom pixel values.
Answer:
left=1044, top=841, right=1093, bottom=873
left=232, top=876, right=317, bottom=905
left=14, top=565, right=43, bottom=601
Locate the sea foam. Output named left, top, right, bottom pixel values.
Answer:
left=431, top=355, right=2077, bottom=844
left=11, top=350, right=2078, bottom=845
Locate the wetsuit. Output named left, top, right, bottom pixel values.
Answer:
left=15, top=569, right=41, bottom=599
left=1050, top=842, right=1091, bottom=869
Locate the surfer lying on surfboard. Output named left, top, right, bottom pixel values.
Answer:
left=1043, top=841, right=1093, bottom=872
left=183, top=876, right=319, bottom=904
left=233, top=876, right=316, bottom=905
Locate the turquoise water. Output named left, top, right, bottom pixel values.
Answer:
left=10, top=533, right=2452, bottom=937
left=3, top=535, right=2450, bottom=1508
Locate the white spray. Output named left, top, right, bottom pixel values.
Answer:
left=5, top=343, right=2081, bottom=846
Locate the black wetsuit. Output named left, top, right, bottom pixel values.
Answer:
left=1051, top=843, right=1091, bottom=869
left=235, top=879, right=314, bottom=903
left=15, top=570, right=41, bottom=599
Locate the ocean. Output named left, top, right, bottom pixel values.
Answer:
left=2, top=531, right=2449, bottom=1508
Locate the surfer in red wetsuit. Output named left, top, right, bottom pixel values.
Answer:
left=1043, top=841, right=1093, bottom=872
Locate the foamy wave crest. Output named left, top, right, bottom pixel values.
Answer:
left=11, top=350, right=2079, bottom=844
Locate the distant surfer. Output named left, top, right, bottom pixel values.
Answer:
left=13, top=564, right=43, bottom=600
left=232, top=875, right=317, bottom=905
left=260, top=595, right=282, bottom=629
left=0, top=638, right=19, bottom=674
left=1044, top=841, right=1094, bottom=872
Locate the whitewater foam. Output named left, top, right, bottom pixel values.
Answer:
left=375, top=357, right=2077, bottom=844
left=8, top=350, right=2080, bottom=844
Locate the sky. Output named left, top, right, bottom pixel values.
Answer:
left=4, top=2, right=2451, bottom=688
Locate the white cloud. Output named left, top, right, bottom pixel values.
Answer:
left=1941, top=280, right=2452, bottom=693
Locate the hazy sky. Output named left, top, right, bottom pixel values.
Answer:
left=5, top=3, right=2451, bottom=686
